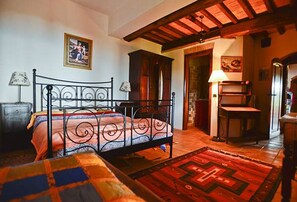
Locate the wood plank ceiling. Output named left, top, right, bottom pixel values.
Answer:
left=123, top=0, right=297, bottom=52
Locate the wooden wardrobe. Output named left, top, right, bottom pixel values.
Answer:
left=128, top=50, right=173, bottom=110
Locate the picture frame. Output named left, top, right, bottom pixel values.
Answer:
left=64, top=33, right=93, bottom=70
left=221, top=56, right=242, bottom=72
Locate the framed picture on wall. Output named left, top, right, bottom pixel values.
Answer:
left=221, top=56, right=242, bottom=72
left=64, top=33, right=93, bottom=70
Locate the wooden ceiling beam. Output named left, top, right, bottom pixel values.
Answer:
left=217, top=2, right=238, bottom=24
left=163, top=25, right=188, bottom=37
left=150, top=30, right=173, bottom=41
left=154, top=29, right=179, bottom=40
left=175, top=20, right=199, bottom=34
left=162, top=29, right=221, bottom=52
left=249, top=31, right=269, bottom=39
left=162, top=6, right=297, bottom=51
left=124, top=0, right=224, bottom=42
left=200, top=9, right=223, bottom=28
left=142, top=36, right=163, bottom=44
left=263, top=0, right=275, bottom=13
left=187, top=14, right=210, bottom=32
left=277, top=26, right=286, bottom=35
left=142, top=33, right=166, bottom=44
left=220, top=6, right=297, bottom=38
left=237, top=0, right=256, bottom=19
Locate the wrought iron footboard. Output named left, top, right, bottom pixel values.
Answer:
left=45, top=85, right=175, bottom=159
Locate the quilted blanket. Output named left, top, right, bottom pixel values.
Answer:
left=0, top=152, right=144, bottom=201
left=30, top=110, right=172, bottom=160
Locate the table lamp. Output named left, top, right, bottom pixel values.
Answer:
left=120, top=81, right=131, bottom=100
left=9, top=72, right=30, bottom=102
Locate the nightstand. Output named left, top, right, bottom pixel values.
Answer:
left=0, top=102, right=32, bottom=151
left=116, top=101, right=135, bottom=117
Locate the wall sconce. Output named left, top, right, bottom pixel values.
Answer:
left=120, top=81, right=131, bottom=100
left=208, top=70, right=229, bottom=142
left=9, top=72, right=30, bottom=102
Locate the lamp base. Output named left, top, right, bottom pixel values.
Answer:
left=211, top=136, right=225, bottom=142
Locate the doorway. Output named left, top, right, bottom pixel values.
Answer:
left=269, top=60, right=283, bottom=137
left=183, top=49, right=212, bottom=133
left=269, top=52, right=297, bottom=137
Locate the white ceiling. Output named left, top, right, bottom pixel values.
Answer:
left=69, top=0, right=196, bottom=39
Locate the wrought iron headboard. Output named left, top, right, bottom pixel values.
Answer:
left=32, top=69, right=113, bottom=113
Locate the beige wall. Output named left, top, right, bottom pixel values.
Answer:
left=167, top=37, right=244, bottom=135
left=253, top=29, right=297, bottom=135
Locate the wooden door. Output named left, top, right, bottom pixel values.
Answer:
left=269, top=62, right=283, bottom=135
left=140, top=56, right=150, bottom=101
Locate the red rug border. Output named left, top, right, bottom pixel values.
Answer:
left=130, top=146, right=281, bottom=202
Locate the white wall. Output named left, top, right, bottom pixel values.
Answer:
left=0, top=0, right=162, bottom=102
left=0, top=0, right=244, bottom=131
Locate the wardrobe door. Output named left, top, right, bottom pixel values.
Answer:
left=140, top=55, right=150, bottom=101
left=160, top=58, right=172, bottom=102
left=129, top=50, right=173, bottom=114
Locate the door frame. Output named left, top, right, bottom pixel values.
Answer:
left=183, top=49, right=213, bottom=130
left=269, top=59, right=284, bottom=136
left=268, top=52, right=297, bottom=136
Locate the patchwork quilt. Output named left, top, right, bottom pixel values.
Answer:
left=0, top=152, right=144, bottom=201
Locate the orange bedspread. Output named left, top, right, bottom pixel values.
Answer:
left=30, top=111, right=172, bottom=160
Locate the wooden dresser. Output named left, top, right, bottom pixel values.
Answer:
left=0, top=102, right=32, bottom=151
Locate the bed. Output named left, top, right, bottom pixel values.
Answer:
left=31, top=69, right=175, bottom=160
left=0, top=152, right=162, bottom=201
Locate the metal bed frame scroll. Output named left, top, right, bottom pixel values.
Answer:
left=32, top=69, right=175, bottom=159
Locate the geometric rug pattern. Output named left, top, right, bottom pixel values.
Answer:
left=130, top=147, right=281, bottom=202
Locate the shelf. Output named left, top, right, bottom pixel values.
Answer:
left=220, top=93, right=252, bottom=95
left=220, top=104, right=249, bottom=107
left=219, top=80, right=252, bottom=96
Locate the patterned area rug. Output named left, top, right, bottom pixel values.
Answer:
left=130, top=147, right=281, bottom=202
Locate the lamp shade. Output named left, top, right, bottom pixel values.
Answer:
left=119, top=81, right=131, bottom=92
left=208, top=70, right=229, bottom=83
left=9, top=72, right=30, bottom=86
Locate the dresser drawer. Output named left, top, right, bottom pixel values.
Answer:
left=4, top=105, right=30, bottom=116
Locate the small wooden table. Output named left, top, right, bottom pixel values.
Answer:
left=219, top=106, right=261, bottom=143
left=279, top=114, right=297, bottom=202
